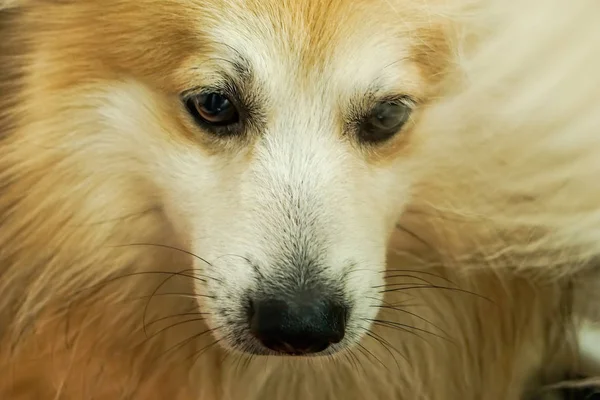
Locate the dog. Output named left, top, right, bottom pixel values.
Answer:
left=0, top=0, right=598, bottom=398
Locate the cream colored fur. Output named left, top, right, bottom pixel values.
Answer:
left=409, top=0, right=600, bottom=389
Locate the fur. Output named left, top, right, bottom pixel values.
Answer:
left=0, top=0, right=598, bottom=399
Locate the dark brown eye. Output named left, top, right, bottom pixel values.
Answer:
left=186, top=92, right=240, bottom=127
left=360, top=101, right=412, bottom=144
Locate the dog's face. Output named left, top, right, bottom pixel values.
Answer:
left=8, top=0, right=451, bottom=356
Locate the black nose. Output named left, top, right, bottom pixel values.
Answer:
left=249, top=294, right=347, bottom=355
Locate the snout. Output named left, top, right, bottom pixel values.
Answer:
left=248, top=290, right=348, bottom=356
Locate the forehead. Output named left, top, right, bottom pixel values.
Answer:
left=197, top=0, right=400, bottom=59
left=28, top=0, right=450, bottom=101
left=175, top=0, right=439, bottom=98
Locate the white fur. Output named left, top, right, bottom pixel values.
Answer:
left=131, top=4, right=432, bottom=353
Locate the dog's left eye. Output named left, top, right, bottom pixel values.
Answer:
left=360, top=101, right=412, bottom=144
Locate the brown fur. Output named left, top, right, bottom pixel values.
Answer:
left=0, top=0, right=596, bottom=399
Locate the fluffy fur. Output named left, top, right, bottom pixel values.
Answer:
left=0, top=0, right=598, bottom=399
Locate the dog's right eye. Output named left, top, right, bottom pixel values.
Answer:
left=185, top=92, right=240, bottom=129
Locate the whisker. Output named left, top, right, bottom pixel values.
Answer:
left=141, top=318, right=208, bottom=344
left=74, top=271, right=209, bottom=297
left=402, top=207, right=477, bottom=223
left=383, top=269, right=456, bottom=286
left=59, top=292, right=207, bottom=328
left=368, top=318, right=453, bottom=344
left=352, top=349, right=369, bottom=375
left=233, top=344, right=250, bottom=373
left=152, top=326, right=222, bottom=362
left=241, top=350, right=255, bottom=370
left=356, top=342, right=387, bottom=371
left=189, top=339, right=222, bottom=365
left=368, top=329, right=406, bottom=356
left=365, top=332, right=400, bottom=370
left=60, top=293, right=206, bottom=348
left=342, top=350, right=359, bottom=373
left=395, top=223, right=438, bottom=253
left=371, top=320, right=434, bottom=347
left=373, top=274, right=436, bottom=288
left=212, top=253, right=253, bottom=265
left=112, top=243, right=213, bottom=269
left=366, top=295, right=416, bottom=308
left=142, top=267, right=206, bottom=338
left=66, top=207, right=159, bottom=227
left=140, top=292, right=214, bottom=299
left=375, top=305, right=451, bottom=338
left=212, top=253, right=268, bottom=281
left=379, top=284, right=492, bottom=302
left=145, top=312, right=211, bottom=329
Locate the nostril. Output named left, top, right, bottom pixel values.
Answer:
left=249, top=296, right=348, bottom=355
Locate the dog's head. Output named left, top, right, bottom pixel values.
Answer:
left=3, top=0, right=454, bottom=356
